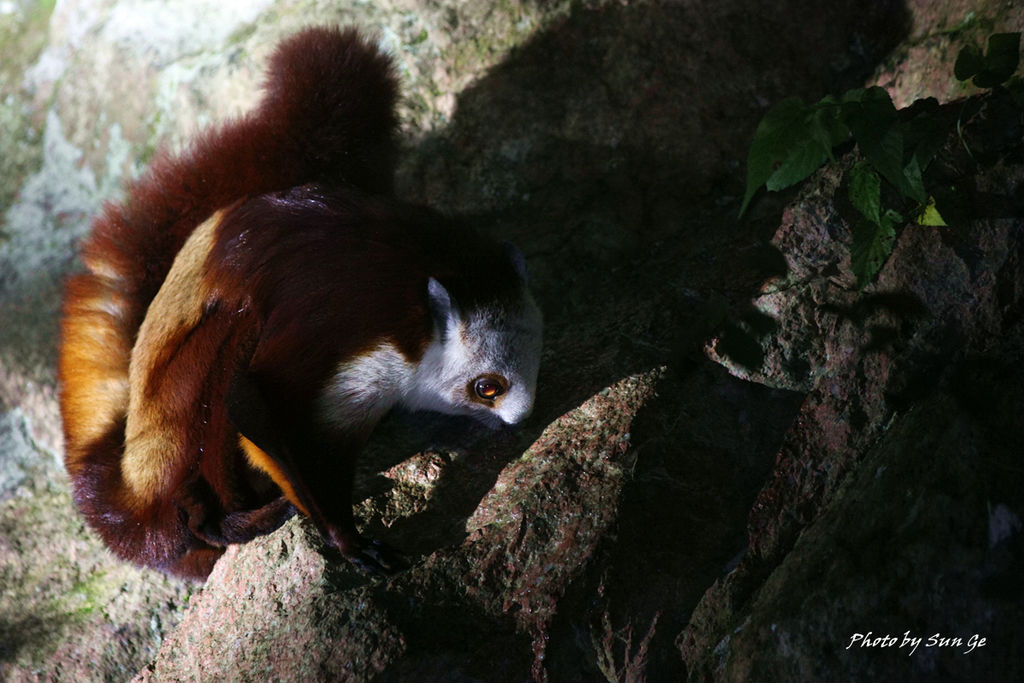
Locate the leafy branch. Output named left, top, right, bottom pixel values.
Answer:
left=955, top=32, right=1022, bottom=88
left=739, top=31, right=1021, bottom=288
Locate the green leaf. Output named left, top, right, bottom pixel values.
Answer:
left=915, top=197, right=948, bottom=226
left=840, top=87, right=870, bottom=104
left=850, top=211, right=900, bottom=288
left=765, top=136, right=830, bottom=191
left=740, top=97, right=810, bottom=217
left=956, top=33, right=1021, bottom=87
left=868, top=126, right=914, bottom=196
left=955, top=43, right=984, bottom=81
left=900, top=155, right=927, bottom=204
left=848, top=161, right=881, bottom=224
left=808, top=96, right=851, bottom=161
left=987, top=32, right=1021, bottom=64
left=903, top=98, right=949, bottom=171
left=841, top=87, right=914, bottom=198
left=761, top=96, right=851, bottom=193
left=973, top=32, right=1021, bottom=88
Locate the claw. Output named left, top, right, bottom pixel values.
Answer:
left=328, top=527, right=408, bottom=575
left=344, top=538, right=408, bottom=575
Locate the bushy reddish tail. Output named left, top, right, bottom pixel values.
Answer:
left=81, top=26, right=397, bottom=342
left=58, top=26, right=398, bottom=577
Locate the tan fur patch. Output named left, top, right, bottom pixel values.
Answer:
left=122, top=213, right=221, bottom=502
left=239, top=435, right=309, bottom=515
left=59, top=296, right=132, bottom=456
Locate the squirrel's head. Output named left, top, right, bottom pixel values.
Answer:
left=405, top=248, right=542, bottom=427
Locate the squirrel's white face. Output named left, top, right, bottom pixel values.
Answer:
left=317, top=275, right=542, bottom=433
left=404, top=277, right=543, bottom=427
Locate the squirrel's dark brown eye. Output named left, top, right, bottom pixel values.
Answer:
left=474, top=377, right=505, bottom=400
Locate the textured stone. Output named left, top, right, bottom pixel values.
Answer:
left=3, top=0, right=1020, bottom=681
left=681, top=91, right=1024, bottom=683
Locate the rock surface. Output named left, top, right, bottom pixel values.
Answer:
left=0, top=0, right=1021, bottom=681
left=683, top=90, right=1024, bottom=682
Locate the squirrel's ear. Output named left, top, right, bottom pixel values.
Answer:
left=427, top=277, right=455, bottom=332
left=502, top=241, right=528, bottom=283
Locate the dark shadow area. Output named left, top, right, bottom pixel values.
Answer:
left=0, top=612, right=67, bottom=670
left=350, top=0, right=913, bottom=678
left=545, top=361, right=806, bottom=682
left=366, top=576, right=537, bottom=683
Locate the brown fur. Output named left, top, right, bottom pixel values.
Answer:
left=59, top=27, right=398, bottom=578
left=59, top=27, right=527, bottom=579
left=123, top=212, right=221, bottom=502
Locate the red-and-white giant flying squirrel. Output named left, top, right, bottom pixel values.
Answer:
left=58, top=26, right=543, bottom=579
